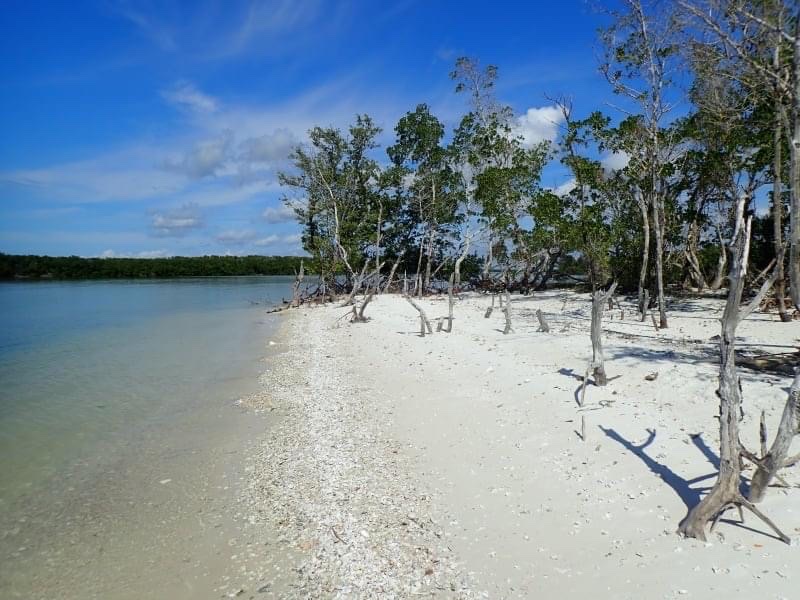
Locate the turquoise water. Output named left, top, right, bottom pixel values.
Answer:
left=0, top=276, right=292, bottom=504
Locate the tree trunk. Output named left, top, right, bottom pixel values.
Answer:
left=423, top=229, right=435, bottom=294
left=773, top=56, right=790, bottom=321
left=444, top=273, right=455, bottom=333
left=591, top=282, right=618, bottom=387
left=748, top=371, right=800, bottom=502
left=678, top=200, right=790, bottom=543
left=789, top=29, right=800, bottom=310
left=502, top=289, right=512, bottom=334
left=383, top=254, right=403, bottom=294
left=483, top=231, right=493, bottom=280
left=536, top=309, right=550, bottom=333
left=404, top=295, right=433, bottom=337
left=653, top=197, right=668, bottom=328
left=291, top=260, right=305, bottom=308
left=415, top=232, right=426, bottom=299
left=637, top=191, right=650, bottom=313
left=454, top=235, right=472, bottom=292
left=708, top=227, right=727, bottom=291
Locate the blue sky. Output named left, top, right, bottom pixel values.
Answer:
left=0, top=0, right=624, bottom=258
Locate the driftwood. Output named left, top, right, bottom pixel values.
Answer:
left=747, top=370, right=800, bottom=503
left=404, top=295, right=433, bottom=337
left=590, top=282, right=618, bottom=386
left=579, top=362, right=590, bottom=407
left=536, top=309, right=550, bottom=333
left=678, top=198, right=788, bottom=543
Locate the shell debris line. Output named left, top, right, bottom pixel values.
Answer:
left=236, top=310, right=478, bottom=598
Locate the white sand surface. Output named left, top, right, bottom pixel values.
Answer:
left=242, top=290, right=799, bottom=599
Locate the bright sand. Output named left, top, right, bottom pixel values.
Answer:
left=240, top=290, right=799, bottom=599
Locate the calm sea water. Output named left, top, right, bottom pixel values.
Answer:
left=0, top=276, right=292, bottom=507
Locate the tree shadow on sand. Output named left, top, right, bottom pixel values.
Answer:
left=599, top=427, right=714, bottom=510
left=600, top=427, right=785, bottom=539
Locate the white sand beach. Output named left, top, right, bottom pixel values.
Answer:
left=234, top=291, right=800, bottom=599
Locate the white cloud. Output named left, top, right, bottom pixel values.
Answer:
left=100, top=249, right=171, bottom=259
left=215, top=229, right=256, bottom=244
left=162, top=81, right=219, bottom=114
left=1, top=147, right=185, bottom=203
left=254, top=233, right=302, bottom=247
left=552, top=178, right=576, bottom=197
left=150, top=203, right=203, bottom=236
left=601, top=151, right=630, bottom=173
left=239, top=128, right=297, bottom=164
left=262, top=203, right=296, bottom=224
left=513, top=106, right=564, bottom=148
left=163, top=131, right=233, bottom=178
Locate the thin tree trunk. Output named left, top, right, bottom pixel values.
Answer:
left=404, top=295, right=433, bottom=337
left=789, top=28, right=800, bottom=310
left=415, top=231, right=425, bottom=299
left=591, top=282, right=618, bottom=386
left=454, top=234, right=472, bottom=292
left=774, top=55, right=790, bottom=320
left=708, top=227, right=728, bottom=291
left=502, top=289, right=512, bottom=334
left=653, top=197, right=668, bottom=328
left=445, top=273, right=455, bottom=333
left=424, top=229, right=435, bottom=294
left=536, top=309, right=550, bottom=333
left=637, top=191, right=650, bottom=313
left=291, top=260, right=305, bottom=308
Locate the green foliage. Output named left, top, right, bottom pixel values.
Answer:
left=0, top=254, right=306, bottom=280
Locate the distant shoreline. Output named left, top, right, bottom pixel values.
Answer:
left=0, top=253, right=309, bottom=280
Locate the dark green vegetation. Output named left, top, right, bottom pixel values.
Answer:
left=278, top=0, right=799, bottom=325
left=0, top=254, right=306, bottom=280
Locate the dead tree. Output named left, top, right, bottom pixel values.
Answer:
left=536, top=309, right=550, bottom=333
left=747, top=370, right=800, bottom=503
left=484, top=294, right=495, bottom=319
left=640, top=289, right=650, bottom=323
left=442, top=273, right=455, bottom=333
left=404, top=295, right=433, bottom=337
left=502, top=289, right=513, bottom=334
left=350, top=291, right=375, bottom=323
left=291, top=260, right=305, bottom=308
left=590, top=282, right=618, bottom=386
left=678, top=198, right=788, bottom=543
left=383, top=252, right=404, bottom=294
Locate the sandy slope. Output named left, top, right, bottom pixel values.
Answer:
left=244, top=290, right=799, bottom=599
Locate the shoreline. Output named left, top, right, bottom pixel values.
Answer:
left=240, top=290, right=799, bottom=599
left=236, top=306, right=474, bottom=597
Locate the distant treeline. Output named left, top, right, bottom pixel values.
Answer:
left=0, top=253, right=308, bottom=280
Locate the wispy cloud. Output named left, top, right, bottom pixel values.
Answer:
left=150, top=203, right=204, bottom=236
left=254, top=233, right=301, bottom=247
left=162, top=80, right=219, bottom=113
left=114, top=1, right=177, bottom=51
left=162, top=131, right=234, bottom=178
left=215, top=229, right=256, bottom=244
left=100, top=248, right=170, bottom=258
left=262, top=203, right=296, bottom=224
left=1, top=148, right=185, bottom=203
